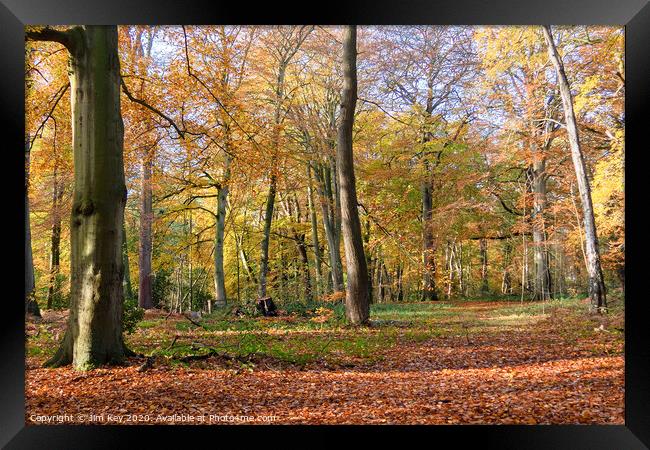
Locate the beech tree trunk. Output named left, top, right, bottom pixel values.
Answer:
left=30, top=26, right=128, bottom=370
left=314, top=161, right=344, bottom=293
left=214, top=153, right=232, bottom=306
left=307, top=164, right=323, bottom=296
left=421, top=170, right=438, bottom=301
left=122, top=222, right=133, bottom=299
left=139, top=148, right=153, bottom=309
left=364, top=217, right=373, bottom=304
left=136, top=35, right=155, bottom=310
left=529, top=160, right=553, bottom=301
left=258, top=62, right=287, bottom=299
left=258, top=176, right=276, bottom=298
left=501, top=240, right=513, bottom=295
left=47, top=172, right=63, bottom=309
left=480, top=238, right=489, bottom=295
left=25, top=132, right=41, bottom=316
left=542, top=25, right=607, bottom=311
left=337, top=26, right=369, bottom=325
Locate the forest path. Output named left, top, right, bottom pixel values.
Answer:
left=25, top=299, right=624, bottom=424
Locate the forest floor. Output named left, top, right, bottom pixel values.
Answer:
left=25, top=296, right=624, bottom=425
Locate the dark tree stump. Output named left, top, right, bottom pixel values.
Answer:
left=256, top=296, right=277, bottom=317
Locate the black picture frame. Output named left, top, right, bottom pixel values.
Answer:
left=2, top=0, right=648, bottom=447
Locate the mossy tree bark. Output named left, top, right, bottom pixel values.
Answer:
left=337, top=26, right=369, bottom=325
left=27, top=26, right=128, bottom=369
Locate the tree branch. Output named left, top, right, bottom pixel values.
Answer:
left=120, top=77, right=186, bottom=139
left=25, top=27, right=75, bottom=52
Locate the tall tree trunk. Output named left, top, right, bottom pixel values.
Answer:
left=139, top=148, right=153, bottom=309
left=258, top=176, right=276, bottom=298
left=296, top=234, right=313, bottom=302
left=480, top=238, right=489, bottom=295
left=542, top=25, right=607, bottom=311
left=421, top=169, right=438, bottom=301
left=338, top=26, right=369, bottom=325
left=307, top=164, right=323, bottom=297
left=47, top=173, right=63, bottom=309
left=396, top=264, right=404, bottom=302
left=122, top=222, right=133, bottom=299
left=258, top=62, right=287, bottom=299
left=364, top=217, right=373, bottom=304
left=25, top=132, right=41, bottom=317
left=314, top=163, right=344, bottom=292
left=501, top=240, right=513, bottom=295
left=529, top=161, right=553, bottom=301
left=33, top=26, right=128, bottom=369
left=214, top=153, right=232, bottom=306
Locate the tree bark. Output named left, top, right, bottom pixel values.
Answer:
left=314, top=162, right=344, bottom=292
left=258, top=175, right=276, bottom=298
left=307, top=164, right=323, bottom=296
left=214, top=153, right=232, bottom=306
left=421, top=168, right=438, bottom=301
left=480, top=238, right=489, bottom=295
left=122, top=222, right=133, bottom=299
left=47, top=171, right=63, bottom=309
left=25, top=132, right=41, bottom=316
left=337, top=26, right=369, bottom=325
left=258, top=61, right=287, bottom=299
left=138, top=148, right=153, bottom=309
left=501, top=240, right=513, bottom=295
left=364, top=217, right=373, bottom=304
left=37, top=26, right=128, bottom=369
left=542, top=25, right=607, bottom=311
left=529, top=160, right=553, bottom=301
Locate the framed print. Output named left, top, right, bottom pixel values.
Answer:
left=2, top=0, right=648, bottom=447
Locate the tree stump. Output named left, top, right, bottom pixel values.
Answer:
left=256, top=296, right=277, bottom=317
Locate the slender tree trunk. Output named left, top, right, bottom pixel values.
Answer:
left=37, top=26, right=128, bottom=369
left=314, top=163, right=344, bottom=292
left=529, top=162, right=553, bottom=301
left=456, top=241, right=464, bottom=296
left=373, top=252, right=383, bottom=303
left=47, top=173, right=63, bottom=309
left=421, top=169, right=438, bottom=301
left=480, top=238, right=489, bottom=296
left=501, top=240, right=513, bottom=295
left=139, top=148, right=153, bottom=309
left=296, top=234, right=313, bottom=302
left=258, top=62, right=287, bottom=299
left=25, top=132, right=41, bottom=317
left=364, top=217, right=373, bottom=304
left=543, top=25, right=607, bottom=311
left=396, top=264, right=404, bottom=302
left=307, top=164, right=323, bottom=296
left=122, top=222, right=133, bottom=299
left=258, top=176, right=276, bottom=298
left=338, top=26, right=369, bottom=324
left=214, top=153, right=231, bottom=306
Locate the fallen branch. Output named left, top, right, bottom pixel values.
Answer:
left=183, top=313, right=208, bottom=330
